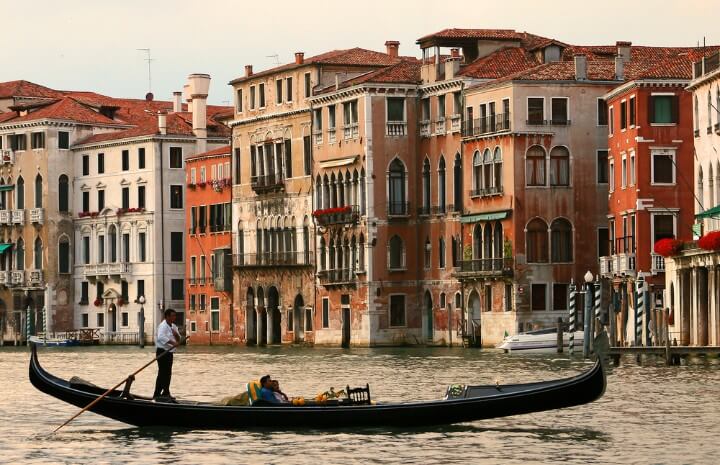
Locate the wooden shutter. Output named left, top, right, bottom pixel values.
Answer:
left=648, top=94, right=655, bottom=124
left=671, top=94, right=679, bottom=124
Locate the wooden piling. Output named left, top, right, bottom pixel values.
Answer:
left=556, top=317, right=563, bottom=353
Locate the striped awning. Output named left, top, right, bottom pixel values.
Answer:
left=0, top=243, right=12, bottom=253
left=696, top=205, right=720, bottom=219
left=319, top=155, right=358, bottom=169
left=0, top=185, right=14, bottom=192
left=460, top=211, right=510, bottom=223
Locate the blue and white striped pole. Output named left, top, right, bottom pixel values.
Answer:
left=569, top=280, right=576, bottom=356
left=594, top=276, right=602, bottom=324
left=636, top=273, right=645, bottom=346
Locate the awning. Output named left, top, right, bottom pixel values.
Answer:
left=319, top=155, right=358, bottom=169
left=460, top=211, right=510, bottom=223
left=696, top=205, right=720, bottom=219
left=0, top=243, right=12, bottom=253
left=0, top=185, right=14, bottom=192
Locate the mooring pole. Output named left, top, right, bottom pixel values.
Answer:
left=568, top=280, right=576, bottom=356
left=556, top=317, right=563, bottom=353
left=635, top=273, right=645, bottom=347
left=583, top=272, right=593, bottom=359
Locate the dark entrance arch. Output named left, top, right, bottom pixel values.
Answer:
left=246, top=287, right=256, bottom=345
left=257, top=287, right=267, bottom=345
left=424, top=291, right=434, bottom=342
left=108, top=303, right=117, bottom=333
left=268, top=286, right=281, bottom=344
left=293, top=294, right=305, bottom=343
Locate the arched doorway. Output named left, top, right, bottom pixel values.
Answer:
left=424, top=291, right=434, bottom=342
left=697, top=267, right=709, bottom=346
left=246, top=287, right=256, bottom=345
left=293, top=294, right=305, bottom=343
left=468, top=290, right=481, bottom=346
left=256, top=287, right=266, bottom=345
left=681, top=270, right=691, bottom=345
left=268, top=286, right=281, bottom=344
left=108, top=303, right=117, bottom=333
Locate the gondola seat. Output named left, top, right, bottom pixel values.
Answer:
left=346, top=384, right=371, bottom=405
left=247, top=381, right=263, bottom=405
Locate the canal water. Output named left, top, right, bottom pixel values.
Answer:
left=1, top=345, right=718, bottom=464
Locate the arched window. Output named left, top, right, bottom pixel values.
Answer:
left=493, top=147, right=502, bottom=193
left=451, top=235, right=459, bottom=267
left=360, top=169, right=366, bottom=215
left=439, top=236, right=446, bottom=268
left=453, top=153, right=462, bottom=210
left=493, top=222, right=503, bottom=264
left=330, top=173, right=337, bottom=208
left=473, top=224, right=482, bottom=260
left=0, top=177, right=6, bottom=210
left=388, top=235, right=405, bottom=269
left=422, top=158, right=431, bottom=212
left=526, top=218, right=549, bottom=263
left=351, top=235, right=357, bottom=272
left=319, top=237, right=326, bottom=271
left=482, top=149, right=493, bottom=190
left=709, top=91, right=714, bottom=130
left=338, top=172, right=345, bottom=208
left=58, top=236, right=70, bottom=273
left=109, top=225, right=117, bottom=263
left=34, top=237, right=42, bottom=269
left=15, top=237, right=25, bottom=270
left=526, top=145, right=546, bottom=186
left=472, top=151, right=482, bottom=195
left=34, top=174, right=43, bottom=208
left=329, top=238, right=336, bottom=271
left=550, top=218, right=573, bottom=263
left=322, top=174, right=330, bottom=209
left=709, top=164, right=715, bottom=211
left=438, top=156, right=446, bottom=212
left=424, top=237, right=431, bottom=269
left=483, top=223, right=492, bottom=263
left=694, top=94, right=699, bottom=131
left=315, top=176, right=322, bottom=210
left=359, top=233, right=365, bottom=271
left=698, top=166, right=704, bottom=212
left=58, top=175, right=69, bottom=212
left=388, top=158, right=406, bottom=215
left=16, top=176, right=24, bottom=209
left=716, top=86, right=720, bottom=128
left=549, top=146, right=570, bottom=186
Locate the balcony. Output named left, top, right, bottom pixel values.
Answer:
left=651, top=253, right=666, bottom=274
left=462, top=113, right=511, bottom=138
left=30, top=208, right=44, bottom=225
left=314, top=205, right=359, bottom=226
left=318, top=268, right=356, bottom=286
left=343, top=123, right=359, bottom=140
left=387, top=201, right=410, bottom=217
left=420, top=121, right=431, bottom=137
left=599, top=256, right=614, bottom=276
left=456, top=258, right=513, bottom=278
left=251, top=173, right=285, bottom=194
left=386, top=121, right=406, bottom=136
left=327, top=128, right=336, bottom=144
left=450, top=115, right=461, bottom=132
left=83, top=262, right=133, bottom=279
left=601, top=252, right=636, bottom=278
left=0, top=210, right=10, bottom=225
left=313, top=129, right=323, bottom=145
left=0, top=271, right=9, bottom=286
left=470, top=186, right=503, bottom=198
left=434, top=119, right=446, bottom=135
left=10, top=270, right=24, bottom=286
left=27, top=269, right=43, bottom=287
left=11, top=209, right=24, bottom=225
left=1, top=150, right=14, bottom=165
left=233, top=251, right=313, bottom=268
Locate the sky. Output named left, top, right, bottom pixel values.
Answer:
left=1, top=0, right=717, bottom=105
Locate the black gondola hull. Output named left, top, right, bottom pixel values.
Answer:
left=29, top=345, right=605, bottom=429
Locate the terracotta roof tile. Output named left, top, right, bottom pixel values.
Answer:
left=314, top=59, right=421, bottom=94
left=458, top=47, right=540, bottom=79
left=188, top=145, right=231, bottom=160
left=6, top=97, right=122, bottom=125
left=417, top=28, right=521, bottom=43
left=0, top=80, right=63, bottom=99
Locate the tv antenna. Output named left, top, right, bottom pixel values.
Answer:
left=266, top=54, right=281, bottom=66
left=137, top=48, right=154, bottom=94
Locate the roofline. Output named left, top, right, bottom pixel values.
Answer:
left=187, top=151, right=231, bottom=162
left=0, top=118, right=133, bottom=131
left=465, top=78, right=619, bottom=95
left=602, top=78, right=690, bottom=101
left=687, top=67, right=720, bottom=91
left=309, top=82, right=419, bottom=104
left=228, top=62, right=391, bottom=86
left=72, top=135, right=230, bottom=151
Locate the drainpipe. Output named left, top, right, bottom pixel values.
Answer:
left=159, top=139, right=166, bottom=322
left=309, top=99, right=317, bottom=345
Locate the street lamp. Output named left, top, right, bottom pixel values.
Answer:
left=138, top=295, right=146, bottom=349
left=583, top=270, right=593, bottom=359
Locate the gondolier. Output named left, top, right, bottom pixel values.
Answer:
left=153, top=309, right=180, bottom=402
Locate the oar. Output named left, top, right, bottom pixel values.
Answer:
left=52, top=346, right=175, bottom=434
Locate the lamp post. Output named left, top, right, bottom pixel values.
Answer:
left=138, top=295, right=146, bottom=349
left=583, top=270, right=593, bottom=359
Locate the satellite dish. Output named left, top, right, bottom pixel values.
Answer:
left=145, top=92, right=154, bottom=101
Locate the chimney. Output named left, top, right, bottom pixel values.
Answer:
left=173, top=91, right=182, bottom=112
left=158, top=110, right=167, bottom=135
left=245, top=65, right=254, bottom=77
left=450, top=48, right=460, bottom=58
left=187, top=73, right=211, bottom=153
left=335, top=73, right=341, bottom=90
left=385, top=40, right=400, bottom=59
left=616, top=41, right=632, bottom=62
left=295, top=52, right=305, bottom=64
left=574, top=54, right=587, bottom=81
left=183, top=83, right=192, bottom=114
left=615, top=55, right=625, bottom=81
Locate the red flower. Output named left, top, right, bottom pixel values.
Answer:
left=117, top=298, right=126, bottom=306
left=698, top=231, right=720, bottom=250
left=93, top=298, right=103, bottom=307
left=654, top=238, right=683, bottom=257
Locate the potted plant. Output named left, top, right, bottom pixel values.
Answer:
left=654, top=238, right=683, bottom=257
left=698, top=231, right=720, bottom=251
left=93, top=298, right=103, bottom=307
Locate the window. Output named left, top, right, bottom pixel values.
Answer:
left=652, top=149, right=676, bottom=184
left=81, top=313, right=89, bottom=327
left=439, top=237, right=446, bottom=269
left=609, top=159, right=615, bottom=192
left=137, top=279, right=145, bottom=301
left=138, top=186, right=146, bottom=209
left=80, top=191, right=88, bottom=213
left=122, top=150, right=129, bottom=171
left=526, top=218, right=548, bottom=263
left=438, top=156, right=446, bottom=211
left=190, top=294, right=196, bottom=311
left=33, top=237, right=42, bottom=269
left=121, top=312, right=129, bottom=327
left=526, top=145, right=546, bottom=186
left=97, top=153, right=105, bottom=174
left=527, top=97, right=544, bottom=124
left=424, top=238, right=431, bottom=269
left=629, top=151, right=636, bottom=186
left=286, top=77, right=293, bottom=102
left=620, top=100, right=627, bottom=130
left=597, top=99, right=608, bottom=125
left=96, top=281, right=104, bottom=300
left=10, top=134, right=26, bottom=151
left=31, top=132, right=45, bottom=149
left=531, top=284, right=547, bottom=311
left=97, top=189, right=105, bottom=211
left=343, top=100, right=358, bottom=138
left=171, top=279, right=184, bottom=300
left=388, top=235, right=405, bottom=269
left=122, top=233, right=130, bottom=262
left=138, top=148, right=146, bottom=169
left=211, top=298, right=220, bottom=331
left=58, top=131, right=69, bottom=149
left=504, top=284, right=513, bottom=311
left=421, top=98, right=430, bottom=121
left=121, top=280, right=129, bottom=300
left=422, top=158, right=430, bottom=210
left=234, top=148, right=241, bottom=183
left=550, top=218, right=573, bottom=262
left=322, top=297, right=329, bottom=328
left=598, top=227, right=609, bottom=257
left=276, top=79, right=283, bottom=104
left=58, top=238, right=70, bottom=273
left=621, top=154, right=627, bottom=189
left=34, top=174, right=42, bottom=208
left=82, top=155, right=89, bottom=176
left=387, top=97, right=405, bottom=122
left=109, top=226, right=117, bottom=262
left=170, top=185, right=183, bottom=208
left=437, top=94, right=446, bottom=120
left=122, top=187, right=129, bottom=209
left=629, top=96, right=636, bottom=127
left=472, top=151, right=482, bottom=194
left=304, top=73, right=311, bottom=98
left=597, top=150, right=608, bottom=184
left=653, top=214, right=675, bottom=243
left=200, top=294, right=207, bottom=310
left=650, top=94, right=678, bottom=124
left=16, top=176, right=24, bottom=209
left=250, top=86, right=256, bottom=109
left=97, top=235, right=105, bottom=263
left=551, top=98, right=568, bottom=124
left=313, top=108, right=323, bottom=135
left=80, top=282, right=89, bottom=305
left=553, top=283, right=568, bottom=310
left=170, top=147, right=183, bottom=168
left=97, top=313, right=104, bottom=328
left=236, top=88, right=243, bottom=112
left=305, top=308, right=313, bottom=332
left=388, top=159, right=406, bottom=214
left=303, top=135, right=311, bottom=176
left=82, top=236, right=90, bottom=264
left=389, top=294, right=406, bottom=327
left=258, top=83, right=265, bottom=107
left=609, top=107, right=615, bottom=135
left=549, top=146, right=569, bottom=186
left=139, top=232, right=146, bottom=262
left=170, top=232, right=183, bottom=261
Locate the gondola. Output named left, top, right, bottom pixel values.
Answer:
left=29, top=344, right=606, bottom=429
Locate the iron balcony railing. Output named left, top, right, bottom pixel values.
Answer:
left=313, top=205, right=359, bottom=226
left=469, top=186, right=503, bottom=197
left=387, top=201, right=410, bottom=217
left=459, top=257, right=513, bottom=275
left=233, top=251, right=313, bottom=268
left=318, top=268, right=356, bottom=285
left=250, top=173, right=285, bottom=193
left=462, top=112, right=511, bottom=137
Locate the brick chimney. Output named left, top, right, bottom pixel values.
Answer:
left=450, top=48, right=460, bottom=58
left=295, top=52, right=305, bottom=64
left=385, top=40, right=400, bottom=58
left=187, top=73, right=211, bottom=153
left=245, top=65, right=254, bottom=77
left=616, top=41, right=632, bottom=62
left=574, top=54, right=587, bottom=81
left=615, top=55, right=625, bottom=81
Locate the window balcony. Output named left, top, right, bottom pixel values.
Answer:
left=11, top=209, right=25, bottom=225
left=318, top=268, right=356, bottom=286
left=387, top=201, right=410, bottom=217
left=27, top=269, right=43, bottom=287
left=456, top=258, right=513, bottom=277
left=313, top=205, right=359, bottom=226
left=30, top=208, right=44, bottom=225
left=1, top=150, right=15, bottom=165
left=343, top=123, right=359, bottom=140
left=599, top=256, right=614, bottom=276
left=0, top=210, right=11, bottom=225
left=313, top=129, right=323, bottom=145
left=233, top=251, right=313, bottom=268
left=526, top=118, right=547, bottom=126
left=327, top=128, right=336, bottom=144
left=251, top=173, right=285, bottom=194
left=386, top=121, right=407, bottom=136
left=420, top=120, right=431, bottom=137
left=10, top=270, right=24, bottom=286
left=550, top=119, right=571, bottom=126
left=434, top=119, right=446, bottom=135
left=470, top=186, right=503, bottom=198
left=0, top=270, right=10, bottom=286
left=651, top=253, right=666, bottom=274
left=450, top=114, right=461, bottom=132
left=417, top=205, right=431, bottom=216
left=83, top=262, right=133, bottom=279
left=463, top=113, right=511, bottom=137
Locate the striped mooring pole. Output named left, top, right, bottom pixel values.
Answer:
left=635, top=273, right=645, bottom=346
left=568, top=280, right=576, bottom=355
left=594, top=276, right=602, bottom=327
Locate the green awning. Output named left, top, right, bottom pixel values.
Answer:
left=696, top=205, right=720, bottom=219
left=460, top=211, right=509, bottom=223
left=0, top=185, right=14, bottom=192
left=0, top=243, right=12, bottom=253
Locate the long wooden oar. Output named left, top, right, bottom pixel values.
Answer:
left=52, top=347, right=174, bottom=433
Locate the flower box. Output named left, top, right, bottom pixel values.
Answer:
left=698, top=231, right=720, bottom=251
left=654, top=238, right=683, bottom=257
left=93, top=298, right=103, bottom=307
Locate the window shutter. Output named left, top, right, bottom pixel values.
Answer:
left=648, top=94, right=654, bottom=124
left=671, top=95, right=679, bottom=124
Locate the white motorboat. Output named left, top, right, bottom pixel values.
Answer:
left=28, top=335, right=80, bottom=347
left=496, top=327, right=585, bottom=353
